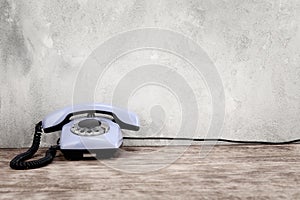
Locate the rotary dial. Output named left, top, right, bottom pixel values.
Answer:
left=71, top=119, right=109, bottom=136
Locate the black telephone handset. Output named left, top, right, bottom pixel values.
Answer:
left=10, top=103, right=139, bottom=170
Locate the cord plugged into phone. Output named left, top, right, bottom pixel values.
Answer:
left=10, top=103, right=140, bottom=170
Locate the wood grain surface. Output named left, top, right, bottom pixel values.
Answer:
left=1, top=145, right=300, bottom=199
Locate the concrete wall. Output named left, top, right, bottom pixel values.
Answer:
left=0, top=0, right=299, bottom=147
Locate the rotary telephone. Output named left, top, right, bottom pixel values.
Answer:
left=10, top=103, right=140, bottom=170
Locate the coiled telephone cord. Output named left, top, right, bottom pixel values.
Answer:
left=9, top=121, right=59, bottom=170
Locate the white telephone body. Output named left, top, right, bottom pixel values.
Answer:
left=10, top=103, right=139, bottom=169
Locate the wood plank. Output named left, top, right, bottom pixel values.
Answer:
left=1, top=145, right=300, bottom=199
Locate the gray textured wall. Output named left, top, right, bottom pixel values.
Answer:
left=0, top=0, right=299, bottom=148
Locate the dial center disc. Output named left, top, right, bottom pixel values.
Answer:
left=78, top=119, right=101, bottom=129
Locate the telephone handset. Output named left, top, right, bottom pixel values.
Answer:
left=10, top=103, right=140, bottom=170
left=42, top=104, right=139, bottom=133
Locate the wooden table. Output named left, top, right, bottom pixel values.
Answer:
left=1, top=145, right=300, bottom=199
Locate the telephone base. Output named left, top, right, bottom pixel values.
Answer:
left=61, top=149, right=119, bottom=160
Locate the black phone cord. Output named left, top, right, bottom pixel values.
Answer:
left=9, top=121, right=59, bottom=170
left=123, top=137, right=300, bottom=145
